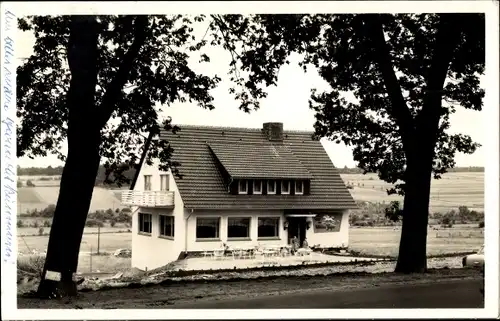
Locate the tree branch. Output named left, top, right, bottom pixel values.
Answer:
left=416, top=14, right=464, bottom=141
left=97, top=15, right=149, bottom=129
left=362, top=14, right=416, bottom=155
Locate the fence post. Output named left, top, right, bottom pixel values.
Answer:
left=90, top=244, right=92, bottom=273
left=97, top=225, right=100, bottom=255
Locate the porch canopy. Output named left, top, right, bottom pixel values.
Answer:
left=285, top=213, right=317, bottom=218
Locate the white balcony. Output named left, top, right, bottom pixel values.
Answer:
left=121, top=190, right=175, bottom=208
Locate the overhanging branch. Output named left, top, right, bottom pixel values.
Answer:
left=362, top=14, right=416, bottom=155
left=97, top=15, right=149, bottom=129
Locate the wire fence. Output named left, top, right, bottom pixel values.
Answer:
left=435, top=230, right=484, bottom=239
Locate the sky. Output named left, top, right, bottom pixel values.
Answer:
left=15, top=15, right=485, bottom=169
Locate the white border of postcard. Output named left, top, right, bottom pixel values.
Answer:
left=1, top=1, right=498, bottom=319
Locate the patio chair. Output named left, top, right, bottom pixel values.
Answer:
left=202, top=251, right=214, bottom=259
left=213, top=249, right=225, bottom=260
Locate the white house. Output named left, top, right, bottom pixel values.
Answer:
left=122, top=122, right=357, bottom=270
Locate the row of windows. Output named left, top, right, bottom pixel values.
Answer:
left=138, top=214, right=280, bottom=240
left=138, top=213, right=174, bottom=238
left=238, top=180, right=304, bottom=195
left=196, top=217, right=280, bottom=239
left=143, top=174, right=170, bottom=191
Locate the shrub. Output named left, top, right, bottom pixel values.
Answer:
left=17, top=219, right=25, bottom=228
left=26, top=180, right=36, bottom=187
left=110, top=219, right=116, bottom=227
left=115, top=208, right=120, bottom=214
left=41, top=204, right=56, bottom=218
left=38, top=227, right=44, bottom=235
left=43, top=220, right=52, bottom=227
left=32, top=221, right=39, bottom=228
left=85, top=219, right=104, bottom=228
left=106, top=208, right=114, bottom=216
left=17, top=180, right=23, bottom=187
left=478, top=221, right=484, bottom=228
left=17, top=254, right=45, bottom=279
left=121, top=207, right=132, bottom=213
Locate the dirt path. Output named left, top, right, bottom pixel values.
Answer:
left=18, top=268, right=482, bottom=309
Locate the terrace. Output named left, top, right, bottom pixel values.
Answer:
left=173, top=246, right=383, bottom=272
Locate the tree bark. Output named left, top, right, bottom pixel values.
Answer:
left=37, top=15, right=100, bottom=298
left=395, top=153, right=433, bottom=273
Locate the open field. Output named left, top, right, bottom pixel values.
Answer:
left=17, top=229, right=131, bottom=254
left=17, top=185, right=125, bottom=213
left=349, top=226, right=483, bottom=257
left=341, top=172, right=484, bottom=213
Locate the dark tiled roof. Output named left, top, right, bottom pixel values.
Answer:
left=208, top=142, right=313, bottom=179
left=160, top=124, right=357, bottom=210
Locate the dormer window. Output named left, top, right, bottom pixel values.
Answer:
left=238, top=180, right=248, bottom=194
left=253, top=180, right=263, bottom=194
left=267, top=180, right=276, bottom=194
left=295, top=180, right=304, bottom=195
left=281, top=180, right=290, bottom=195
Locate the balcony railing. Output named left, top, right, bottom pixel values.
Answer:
left=121, top=190, right=175, bottom=208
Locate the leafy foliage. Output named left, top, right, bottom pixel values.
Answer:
left=17, top=15, right=222, bottom=185
left=211, top=13, right=484, bottom=195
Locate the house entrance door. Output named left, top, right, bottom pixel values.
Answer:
left=287, top=217, right=306, bottom=247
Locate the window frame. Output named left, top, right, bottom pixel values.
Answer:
left=196, top=217, right=221, bottom=241
left=227, top=217, right=251, bottom=240
left=160, top=174, right=170, bottom=191
left=257, top=217, right=280, bottom=239
left=295, top=180, right=304, bottom=195
left=281, top=180, right=290, bottom=195
left=267, top=180, right=276, bottom=195
left=253, top=180, right=263, bottom=195
left=138, top=213, right=152, bottom=235
left=238, top=180, right=248, bottom=194
left=159, top=215, right=174, bottom=239
left=143, top=175, right=152, bottom=191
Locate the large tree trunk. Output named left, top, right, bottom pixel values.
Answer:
left=37, top=16, right=100, bottom=298
left=395, top=156, right=433, bottom=273
left=36, top=131, right=101, bottom=297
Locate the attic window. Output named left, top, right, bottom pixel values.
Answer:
left=238, top=180, right=248, bottom=194
left=253, top=180, right=262, bottom=194
left=267, top=180, right=276, bottom=194
left=295, top=181, right=304, bottom=195
left=281, top=180, right=290, bottom=195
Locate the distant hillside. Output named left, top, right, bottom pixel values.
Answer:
left=336, top=166, right=484, bottom=174
left=18, top=165, right=136, bottom=187
left=18, top=164, right=484, bottom=179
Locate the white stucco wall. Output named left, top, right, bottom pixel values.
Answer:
left=186, top=210, right=287, bottom=252
left=305, top=211, right=350, bottom=248
left=131, top=161, right=186, bottom=270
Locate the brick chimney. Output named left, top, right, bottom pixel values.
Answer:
left=263, top=122, right=284, bottom=142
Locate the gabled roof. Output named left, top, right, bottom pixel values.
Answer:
left=159, top=124, right=357, bottom=210
left=208, top=142, right=312, bottom=179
